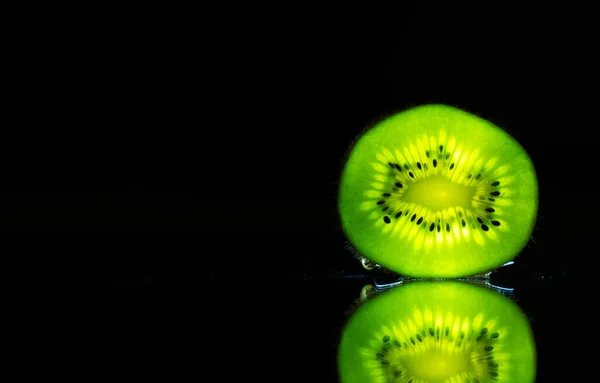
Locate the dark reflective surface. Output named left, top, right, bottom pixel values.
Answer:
left=3, top=226, right=597, bottom=381
left=62, top=232, right=594, bottom=382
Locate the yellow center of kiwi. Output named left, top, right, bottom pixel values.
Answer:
left=407, top=349, right=473, bottom=381
left=401, top=175, right=476, bottom=211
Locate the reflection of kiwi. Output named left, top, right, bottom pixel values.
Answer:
left=338, top=281, right=536, bottom=383
left=338, top=104, right=538, bottom=277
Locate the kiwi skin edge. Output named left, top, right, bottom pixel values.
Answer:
left=337, top=103, right=538, bottom=278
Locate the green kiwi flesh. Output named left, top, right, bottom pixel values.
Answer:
left=338, top=281, right=536, bottom=383
left=338, top=104, right=538, bottom=277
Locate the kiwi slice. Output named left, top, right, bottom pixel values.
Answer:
left=338, top=104, right=538, bottom=277
left=337, top=281, right=536, bottom=383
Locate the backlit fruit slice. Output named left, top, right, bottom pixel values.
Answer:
left=338, top=281, right=536, bottom=383
left=338, top=104, right=538, bottom=277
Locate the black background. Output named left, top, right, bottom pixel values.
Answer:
left=4, top=9, right=599, bottom=381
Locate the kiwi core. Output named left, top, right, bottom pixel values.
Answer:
left=402, top=175, right=476, bottom=211
left=407, top=349, right=473, bottom=381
